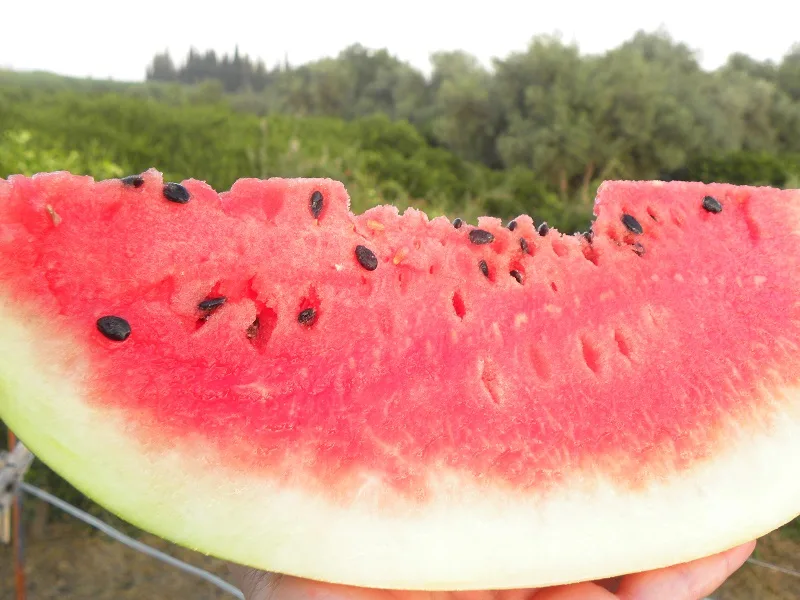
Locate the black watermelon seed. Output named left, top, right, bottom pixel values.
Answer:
left=310, top=190, right=324, bottom=219
left=96, top=316, right=131, bottom=342
left=452, top=218, right=464, bottom=229
left=298, top=308, right=317, bottom=326
left=507, top=220, right=518, bottom=231
left=702, top=195, right=723, bottom=214
left=469, top=229, right=495, bottom=245
left=520, top=237, right=530, bottom=254
left=510, top=270, right=523, bottom=284
left=621, top=213, right=643, bottom=235
left=479, top=260, right=489, bottom=277
left=632, top=242, right=646, bottom=256
left=584, top=230, right=594, bottom=244
left=121, top=175, right=145, bottom=188
left=355, top=245, right=378, bottom=271
left=198, top=296, right=227, bottom=311
left=163, top=182, right=190, bottom=204
left=537, top=222, right=550, bottom=236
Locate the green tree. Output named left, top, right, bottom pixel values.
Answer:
left=493, top=36, right=593, bottom=199
left=777, top=44, right=800, bottom=101
left=722, top=52, right=777, bottom=82
left=427, top=51, right=501, bottom=166
left=145, top=51, right=177, bottom=81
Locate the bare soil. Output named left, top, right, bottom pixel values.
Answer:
left=1, top=517, right=798, bottom=599
left=0, top=521, right=235, bottom=600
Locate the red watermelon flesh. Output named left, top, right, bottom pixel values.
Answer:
left=0, top=169, right=799, bottom=590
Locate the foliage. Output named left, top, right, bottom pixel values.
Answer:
left=664, top=151, right=798, bottom=187
left=0, top=131, right=126, bottom=179
left=0, top=80, right=585, bottom=230
left=5, top=28, right=800, bottom=231
left=143, top=31, right=800, bottom=200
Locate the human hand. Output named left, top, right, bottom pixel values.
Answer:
left=229, top=540, right=755, bottom=600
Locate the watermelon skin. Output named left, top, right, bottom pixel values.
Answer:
left=0, top=169, right=799, bottom=589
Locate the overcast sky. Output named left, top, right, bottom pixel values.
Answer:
left=3, top=1, right=798, bottom=81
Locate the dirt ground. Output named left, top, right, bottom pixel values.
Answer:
left=1, top=517, right=798, bottom=599
left=0, top=520, right=236, bottom=600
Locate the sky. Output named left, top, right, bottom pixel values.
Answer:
left=2, top=1, right=798, bottom=81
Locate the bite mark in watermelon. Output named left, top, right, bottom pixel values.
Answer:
left=0, top=169, right=799, bottom=590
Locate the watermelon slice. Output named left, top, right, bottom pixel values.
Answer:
left=0, top=169, right=798, bottom=590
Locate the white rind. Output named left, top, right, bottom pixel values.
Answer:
left=1, top=294, right=799, bottom=590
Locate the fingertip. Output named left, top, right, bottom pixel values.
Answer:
left=722, top=540, right=757, bottom=577
left=615, top=540, right=758, bottom=600
left=732, top=539, right=758, bottom=560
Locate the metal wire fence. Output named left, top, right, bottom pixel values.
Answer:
left=19, top=482, right=244, bottom=599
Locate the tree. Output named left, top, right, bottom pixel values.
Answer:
left=336, top=45, right=427, bottom=120
left=138, top=30, right=800, bottom=201
left=493, top=36, right=592, bottom=198
left=777, top=44, right=800, bottom=102
left=619, top=29, right=701, bottom=75
left=145, top=51, right=177, bottom=81
left=722, top=52, right=777, bottom=82
left=425, top=51, right=500, bottom=166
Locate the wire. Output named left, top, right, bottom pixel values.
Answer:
left=747, top=557, right=800, bottom=579
left=19, top=482, right=245, bottom=599
left=704, top=555, right=800, bottom=600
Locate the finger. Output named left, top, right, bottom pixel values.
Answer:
left=227, top=565, right=284, bottom=600
left=227, top=567, right=396, bottom=600
left=529, top=581, right=613, bottom=600
left=595, top=577, right=622, bottom=593
left=615, top=540, right=756, bottom=600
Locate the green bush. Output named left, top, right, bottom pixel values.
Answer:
left=0, top=81, right=587, bottom=231
left=665, top=151, right=794, bottom=187
left=0, top=130, right=126, bottom=180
